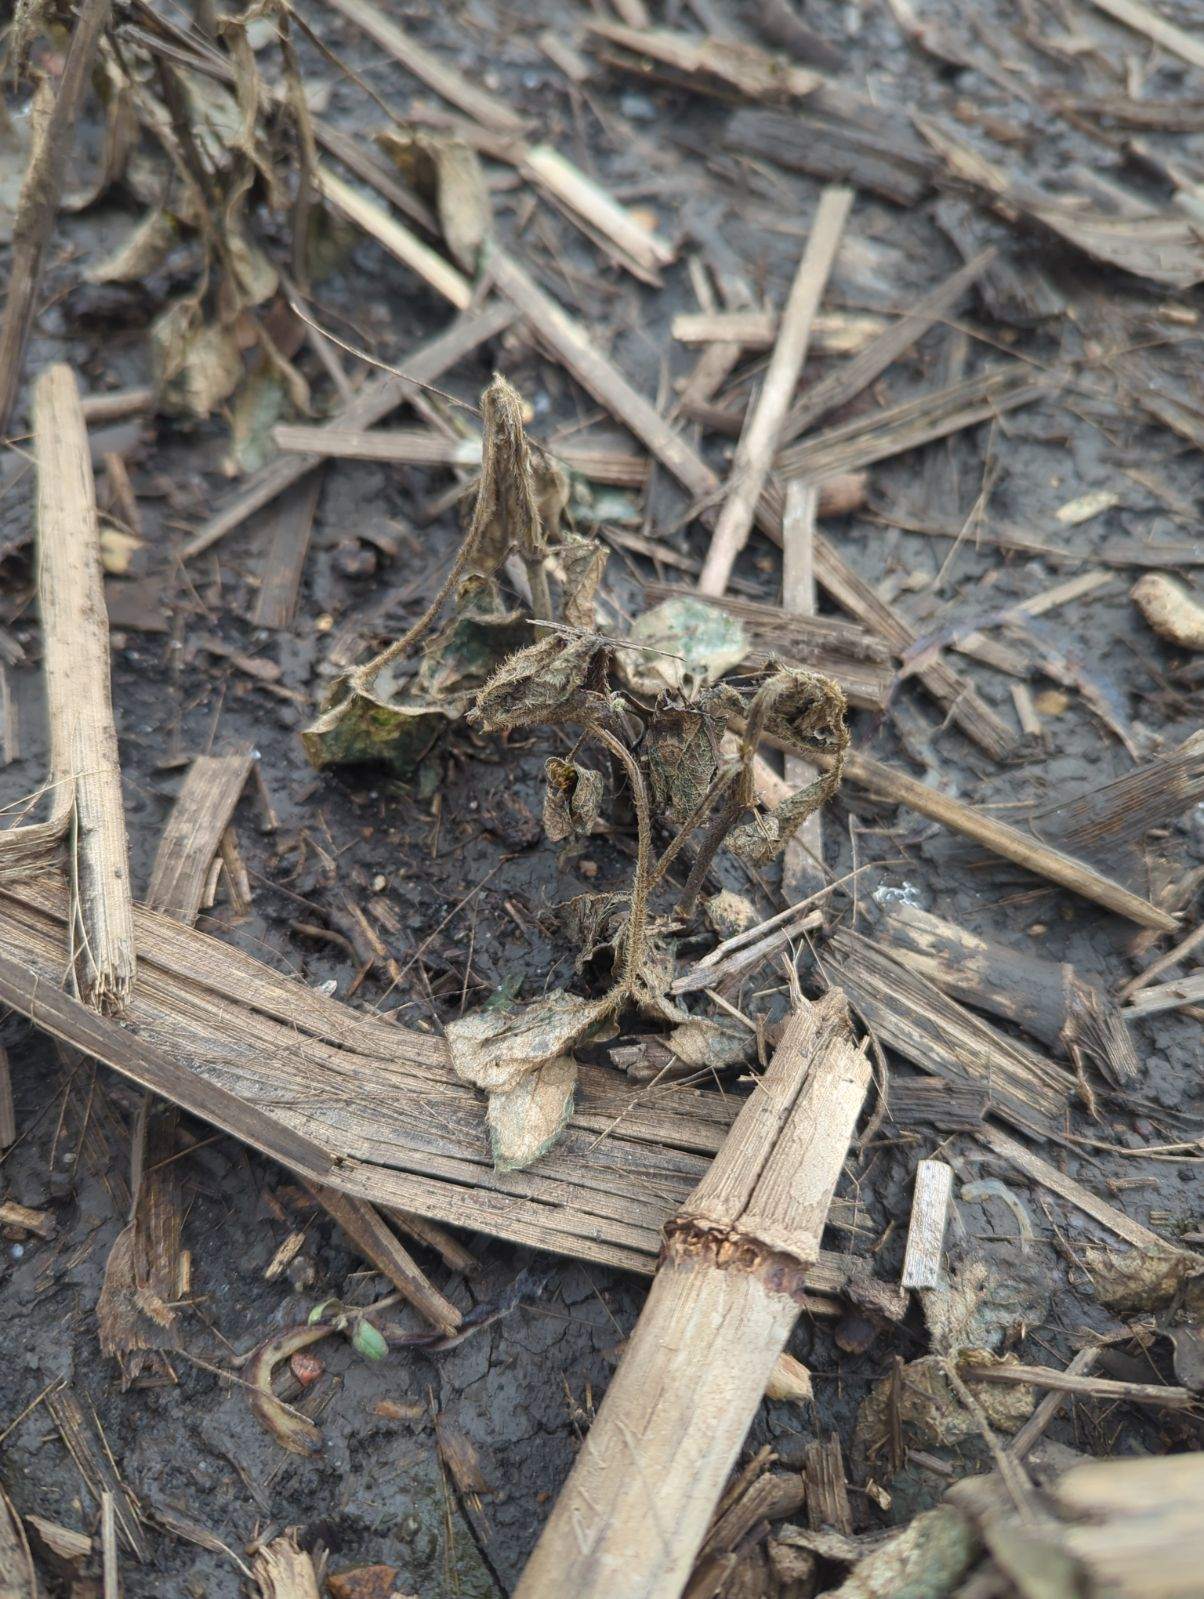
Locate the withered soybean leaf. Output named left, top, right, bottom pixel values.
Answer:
left=543, top=758, right=603, bottom=843
left=727, top=666, right=849, bottom=865
left=620, top=596, right=748, bottom=698
left=418, top=577, right=533, bottom=704
left=643, top=703, right=726, bottom=826
left=445, top=989, right=614, bottom=1095
left=470, top=633, right=607, bottom=733
left=433, top=138, right=491, bottom=274
left=629, top=931, right=689, bottom=1026
left=86, top=208, right=180, bottom=284
left=487, top=1055, right=578, bottom=1173
left=726, top=778, right=828, bottom=866
left=557, top=534, right=608, bottom=634
left=378, top=128, right=492, bottom=274
left=467, top=375, right=544, bottom=579
left=666, top=1016, right=754, bottom=1071
left=151, top=300, right=244, bottom=421
left=761, top=665, right=849, bottom=760
left=555, top=891, right=626, bottom=968
left=224, top=366, right=289, bottom=477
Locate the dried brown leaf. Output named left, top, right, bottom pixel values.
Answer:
left=469, top=633, right=607, bottom=733
left=544, top=757, right=604, bottom=842
left=445, top=989, right=613, bottom=1095
left=245, top=1324, right=329, bottom=1456
left=487, top=1054, right=578, bottom=1172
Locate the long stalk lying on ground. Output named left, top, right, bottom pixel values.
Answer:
left=0, top=366, right=137, bottom=1013
left=514, top=990, right=870, bottom=1599
left=0, top=877, right=908, bottom=1315
left=880, top=902, right=1139, bottom=1087
left=791, top=745, right=1176, bottom=931
left=697, top=185, right=852, bottom=596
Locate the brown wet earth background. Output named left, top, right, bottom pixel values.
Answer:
left=0, top=0, right=1202, bottom=1592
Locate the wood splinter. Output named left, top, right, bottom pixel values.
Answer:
left=901, top=1158, right=954, bottom=1291
left=515, top=989, right=870, bottom=1599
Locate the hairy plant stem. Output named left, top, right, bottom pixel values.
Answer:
left=585, top=723, right=652, bottom=999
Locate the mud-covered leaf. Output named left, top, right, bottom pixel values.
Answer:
left=856, top=1352, right=1035, bottom=1463
left=488, top=1054, right=578, bottom=1172
left=302, top=662, right=448, bottom=776
left=470, top=633, right=607, bottom=733
left=87, top=209, right=179, bottom=284
left=619, top=596, right=748, bottom=697
left=417, top=578, right=532, bottom=703
left=543, top=758, right=603, bottom=842
left=666, top=1016, right=753, bottom=1071
left=557, top=534, right=608, bottom=633
left=446, top=989, right=613, bottom=1095
left=1083, top=1242, right=1196, bottom=1312
left=151, top=300, right=243, bottom=420
left=921, top=1258, right=1051, bottom=1356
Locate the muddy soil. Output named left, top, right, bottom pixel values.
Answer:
left=1, top=0, right=1202, bottom=1592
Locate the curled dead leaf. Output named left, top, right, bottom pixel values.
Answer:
left=544, top=758, right=604, bottom=842
left=378, top=128, right=492, bottom=273
left=245, top=1323, right=329, bottom=1455
left=87, top=208, right=180, bottom=285
left=151, top=300, right=243, bottom=420
left=469, top=633, right=608, bottom=734
left=445, top=989, right=613, bottom=1095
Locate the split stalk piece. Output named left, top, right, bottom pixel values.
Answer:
left=515, top=989, right=869, bottom=1599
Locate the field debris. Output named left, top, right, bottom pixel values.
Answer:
left=0, top=0, right=1201, bottom=1593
